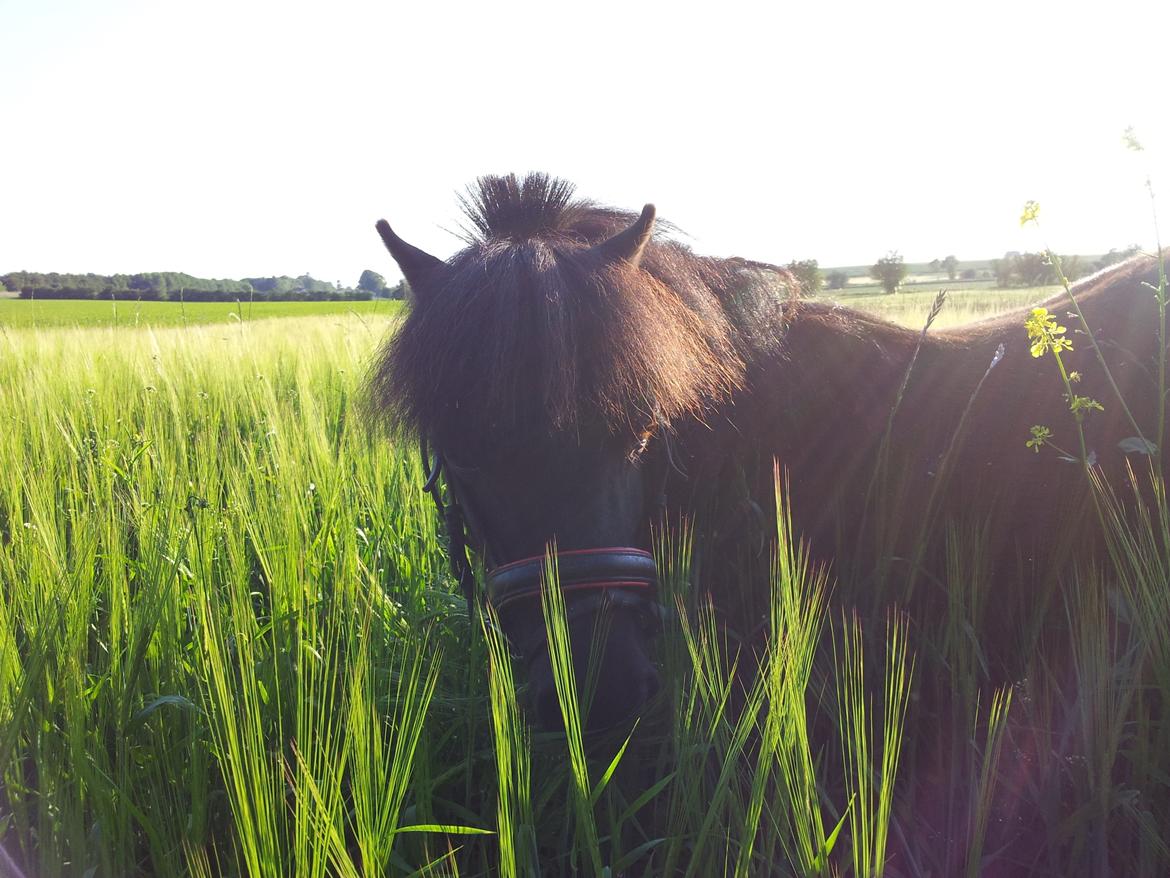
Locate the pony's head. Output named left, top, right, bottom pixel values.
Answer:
left=369, top=173, right=749, bottom=730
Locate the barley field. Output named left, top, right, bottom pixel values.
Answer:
left=0, top=298, right=402, bottom=328
left=831, top=284, right=1060, bottom=329
left=2, top=303, right=1169, bottom=876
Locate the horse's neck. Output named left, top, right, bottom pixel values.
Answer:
left=712, top=303, right=990, bottom=551
left=761, top=303, right=925, bottom=455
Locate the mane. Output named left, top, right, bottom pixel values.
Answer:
left=368, top=173, right=794, bottom=453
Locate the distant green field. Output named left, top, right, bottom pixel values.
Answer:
left=0, top=287, right=1062, bottom=332
left=0, top=297, right=404, bottom=327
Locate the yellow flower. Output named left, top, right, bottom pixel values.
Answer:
left=1025, top=307, right=1073, bottom=358
left=1020, top=200, right=1041, bottom=227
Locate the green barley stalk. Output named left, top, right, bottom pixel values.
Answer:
left=855, top=289, right=947, bottom=597
left=481, top=604, right=536, bottom=878
left=1066, top=567, right=1136, bottom=875
left=1092, top=465, right=1170, bottom=702
left=659, top=596, right=738, bottom=877
left=903, top=341, right=1004, bottom=603
left=538, top=547, right=604, bottom=875
left=1122, top=129, right=1167, bottom=462
left=834, top=610, right=913, bottom=878
left=346, top=612, right=444, bottom=876
left=767, top=465, right=835, bottom=875
left=965, top=684, right=1013, bottom=878
left=192, top=523, right=288, bottom=878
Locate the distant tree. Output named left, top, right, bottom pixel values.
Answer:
left=870, top=251, right=907, bottom=294
left=387, top=280, right=407, bottom=300
left=928, top=258, right=941, bottom=273
left=296, top=273, right=335, bottom=295
left=826, top=270, right=849, bottom=290
left=786, top=259, right=822, bottom=296
left=992, top=252, right=1018, bottom=288
left=1015, top=252, right=1055, bottom=286
left=941, top=255, right=959, bottom=281
left=358, top=269, right=388, bottom=295
left=960, top=268, right=977, bottom=280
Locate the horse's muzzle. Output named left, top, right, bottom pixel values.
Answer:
left=486, top=548, right=661, bottom=732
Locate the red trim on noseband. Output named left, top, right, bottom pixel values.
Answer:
left=485, top=548, right=657, bottom=612
left=490, top=547, right=653, bottom=574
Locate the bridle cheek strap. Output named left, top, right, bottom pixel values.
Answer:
left=486, top=548, right=657, bottom=612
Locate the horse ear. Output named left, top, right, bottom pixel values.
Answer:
left=375, top=219, right=447, bottom=297
left=588, top=204, right=656, bottom=270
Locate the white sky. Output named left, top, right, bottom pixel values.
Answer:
left=2, top=0, right=1168, bottom=285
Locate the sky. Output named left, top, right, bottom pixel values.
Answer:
left=2, top=0, right=1168, bottom=286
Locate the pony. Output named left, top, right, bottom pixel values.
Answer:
left=368, top=172, right=1168, bottom=731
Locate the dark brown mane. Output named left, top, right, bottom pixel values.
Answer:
left=456, top=174, right=606, bottom=245
left=368, top=173, right=794, bottom=452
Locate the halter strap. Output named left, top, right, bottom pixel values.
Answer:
left=420, top=438, right=478, bottom=612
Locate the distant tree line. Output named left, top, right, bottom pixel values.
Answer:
left=989, top=247, right=1139, bottom=288
left=990, top=253, right=1073, bottom=288
left=795, top=245, right=1144, bottom=297
left=0, top=270, right=397, bottom=302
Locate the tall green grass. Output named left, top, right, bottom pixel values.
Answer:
left=2, top=313, right=1170, bottom=875
left=0, top=319, right=461, bottom=875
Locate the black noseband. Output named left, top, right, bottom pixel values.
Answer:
left=486, top=548, right=658, bottom=612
